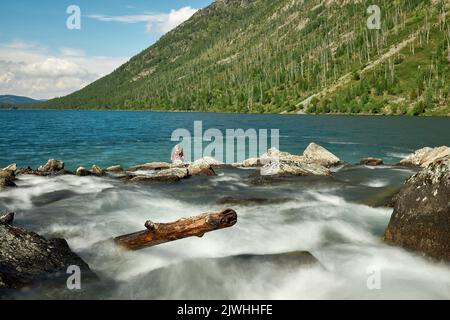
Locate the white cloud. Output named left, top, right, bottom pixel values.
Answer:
left=87, top=6, right=198, bottom=34
left=0, top=41, right=127, bottom=99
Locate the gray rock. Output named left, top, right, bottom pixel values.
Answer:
left=0, top=222, right=97, bottom=290
left=384, top=158, right=450, bottom=261
left=400, top=146, right=450, bottom=168
left=303, top=143, right=340, bottom=167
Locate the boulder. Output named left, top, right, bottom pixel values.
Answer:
left=303, top=143, right=340, bottom=167
left=0, top=212, right=14, bottom=225
left=187, top=158, right=217, bottom=176
left=38, top=159, right=64, bottom=173
left=400, top=146, right=450, bottom=168
left=384, top=158, right=450, bottom=261
left=0, top=219, right=97, bottom=290
left=0, top=169, right=15, bottom=180
left=123, top=251, right=319, bottom=299
left=127, top=162, right=176, bottom=172
left=0, top=169, right=16, bottom=190
left=260, top=158, right=331, bottom=177
left=76, top=167, right=91, bottom=177
left=3, top=164, right=16, bottom=172
left=242, top=157, right=261, bottom=167
left=360, top=158, right=384, bottom=166
left=91, top=165, right=105, bottom=177
left=106, top=165, right=123, bottom=173
left=157, top=167, right=189, bottom=179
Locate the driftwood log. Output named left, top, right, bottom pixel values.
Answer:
left=114, top=208, right=237, bottom=251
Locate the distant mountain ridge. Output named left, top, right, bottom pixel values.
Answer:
left=0, top=95, right=44, bottom=105
left=43, top=0, right=450, bottom=115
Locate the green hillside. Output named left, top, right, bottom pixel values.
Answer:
left=44, top=0, right=450, bottom=115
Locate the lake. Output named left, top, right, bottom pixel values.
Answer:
left=1, top=109, right=450, bottom=169
left=1, top=110, right=450, bottom=299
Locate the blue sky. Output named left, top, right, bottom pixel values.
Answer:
left=0, top=0, right=213, bottom=99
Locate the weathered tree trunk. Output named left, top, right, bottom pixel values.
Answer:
left=114, top=209, right=237, bottom=251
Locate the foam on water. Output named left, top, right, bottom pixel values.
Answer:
left=2, top=169, right=449, bottom=299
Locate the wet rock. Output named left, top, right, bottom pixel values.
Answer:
left=187, top=158, right=217, bottom=176
left=3, top=164, right=16, bottom=172
left=0, top=169, right=16, bottom=190
left=400, top=146, right=450, bottom=168
left=0, top=212, right=14, bottom=225
left=127, top=162, right=176, bottom=172
left=0, top=222, right=97, bottom=290
left=130, top=175, right=181, bottom=184
left=157, top=167, right=189, bottom=179
left=384, top=158, right=450, bottom=261
left=303, top=143, right=340, bottom=167
left=76, top=167, right=91, bottom=177
left=360, top=158, right=384, bottom=166
left=217, top=196, right=292, bottom=206
left=130, top=168, right=189, bottom=183
left=124, top=251, right=319, bottom=299
left=106, top=165, right=123, bottom=173
left=38, top=159, right=64, bottom=173
left=242, top=157, right=261, bottom=167
left=91, top=165, right=105, bottom=177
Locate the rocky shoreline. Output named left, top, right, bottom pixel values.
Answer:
left=1, top=143, right=449, bottom=294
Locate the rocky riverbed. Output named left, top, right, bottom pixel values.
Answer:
left=0, top=143, right=449, bottom=299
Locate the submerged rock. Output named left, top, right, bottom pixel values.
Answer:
left=0, top=219, right=97, bottom=291
left=38, top=159, right=64, bottom=173
left=400, top=146, right=450, bottom=168
left=360, top=158, right=384, bottom=166
left=303, top=143, right=340, bottom=167
left=384, top=158, right=450, bottom=261
left=217, top=196, right=292, bottom=206
left=123, top=251, right=319, bottom=299
left=91, top=165, right=105, bottom=177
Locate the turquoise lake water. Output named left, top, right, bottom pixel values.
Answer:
left=1, top=109, right=450, bottom=169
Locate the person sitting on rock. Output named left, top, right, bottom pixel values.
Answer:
left=171, top=144, right=184, bottom=165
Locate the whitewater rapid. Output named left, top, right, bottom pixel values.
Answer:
left=1, top=165, right=449, bottom=299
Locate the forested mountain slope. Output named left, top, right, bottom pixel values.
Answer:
left=44, top=0, right=450, bottom=115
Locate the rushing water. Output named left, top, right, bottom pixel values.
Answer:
left=1, top=110, right=450, bottom=299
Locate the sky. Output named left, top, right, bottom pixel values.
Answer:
left=0, top=0, right=213, bottom=99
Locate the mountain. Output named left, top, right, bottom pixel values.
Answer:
left=44, top=0, right=450, bottom=115
left=0, top=95, right=44, bottom=105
